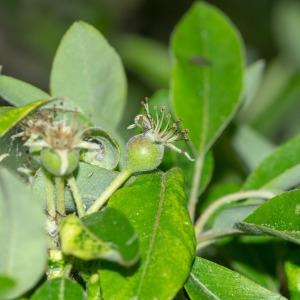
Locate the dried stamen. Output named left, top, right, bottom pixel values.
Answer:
left=127, top=98, right=194, bottom=161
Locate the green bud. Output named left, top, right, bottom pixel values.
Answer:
left=40, top=148, right=80, bottom=176
left=125, top=133, right=164, bottom=173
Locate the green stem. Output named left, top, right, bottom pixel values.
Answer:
left=45, top=171, right=56, bottom=218
left=55, top=176, right=66, bottom=217
left=188, top=153, right=205, bottom=223
left=194, top=190, right=276, bottom=236
left=67, top=174, right=85, bottom=218
left=196, top=229, right=244, bottom=252
left=86, top=167, right=132, bottom=215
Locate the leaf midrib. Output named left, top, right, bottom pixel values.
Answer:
left=78, top=24, right=97, bottom=113
left=136, top=173, right=166, bottom=295
left=189, top=271, right=220, bottom=299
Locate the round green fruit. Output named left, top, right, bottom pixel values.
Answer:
left=125, top=133, right=164, bottom=173
left=40, top=148, right=80, bottom=176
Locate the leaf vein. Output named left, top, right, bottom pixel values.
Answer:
left=189, top=272, right=220, bottom=299
left=137, top=173, right=166, bottom=295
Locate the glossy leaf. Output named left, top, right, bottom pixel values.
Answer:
left=30, top=278, right=86, bottom=300
left=237, top=190, right=300, bottom=244
left=100, top=168, right=196, bottom=299
left=243, top=134, right=300, bottom=191
left=50, top=21, right=126, bottom=129
left=0, top=170, right=47, bottom=299
left=185, top=257, right=285, bottom=300
left=60, top=207, right=139, bottom=266
left=171, top=2, right=244, bottom=155
left=31, top=162, right=130, bottom=212
left=0, top=75, right=50, bottom=106
left=0, top=99, right=52, bottom=138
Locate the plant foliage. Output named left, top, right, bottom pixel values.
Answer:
left=0, top=2, right=299, bottom=299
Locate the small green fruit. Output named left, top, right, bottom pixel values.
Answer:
left=40, top=148, right=80, bottom=176
left=125, top=133, right=164, bottom=173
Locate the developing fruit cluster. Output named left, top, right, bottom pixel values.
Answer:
left=13, top=108, right=99, bottom=176
left=85, top=98, right=195, bottom=214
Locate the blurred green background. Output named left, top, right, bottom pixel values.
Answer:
left=1, top=0, right=300, bottom=144
left=0, top=0, right=276, bottom=88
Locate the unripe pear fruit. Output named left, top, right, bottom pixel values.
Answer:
left=40, top=148, right=80, bottom=176
left=125, top=132, right=164, bottom=173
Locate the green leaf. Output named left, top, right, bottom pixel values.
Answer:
left=284, top=247, right=300, bottom=299
left=59, top=214, right=112, bottom=260
left=243, top=134, right=300, bottom=191
left=236, top=59, right=266, bottom=122
left=80, top=127, right=120, bottom=170
left=50, top=21, right=126, bottom=129
left=232, top=124, right=275, bottom=171
left=74, top=260, right=102, bottom=299
left=82, top=207, right=139, bottom=266
left=237, top=190, right=300, bottom=244
left=185, top=257, right=286, bottom=300
left=86, top=272, right=101, bottom=300
left=242, top=58, right=294, bottom=126
left=0, top=275, right=15, bottom=299
left=241, top=59, right=265, bottom=110
left=171, top=2, right=244, bottom=155
left=0, top=170, right=47, bottom=299
left=174, top=288, right=189, bottom=300
left=100, top=168, right=196, bottom=299
left=254, top=70, right=300, bottom=139
left=219, top=237, right=279, bottom=292
left=212, top=205, right=259, bottom=232
left=0, top=130, right=38, bottom=176
left=0, top=75, right=50, bottom=106
left=30, top=278, right=86, bottom=300
left=31, top=162, right=130, bottom=213
left=60, top=207, right=139, bottom=266
left=0, top=99, right=52, bottom=138
left=273, top=0, right=300, bottom=67
left=118, top=34, right=171, bottom=88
